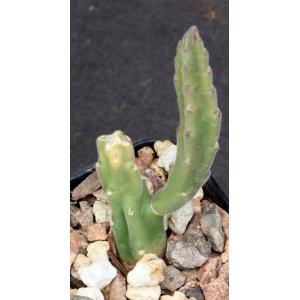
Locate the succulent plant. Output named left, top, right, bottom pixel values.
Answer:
left=96, top=26, right=221, bottom=263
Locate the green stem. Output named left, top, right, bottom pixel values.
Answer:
left=151, top=26, right=221, bottom=215
left=96, top=131, right=166, bottom=264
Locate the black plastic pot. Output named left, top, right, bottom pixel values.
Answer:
left=70, top=139, right=229, bottom=213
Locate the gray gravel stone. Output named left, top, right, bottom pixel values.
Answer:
left=179, top=281, right=204, bottom=300
left=166, top=233, right=211, bottom=269
left=161, top=266, right=186, bottom=292
left=184, top=285, right=205, bottom=300
left=200, top=201, right=225, bottom=253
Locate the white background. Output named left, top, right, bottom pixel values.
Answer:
left=0, top=0, right=300, bottom=299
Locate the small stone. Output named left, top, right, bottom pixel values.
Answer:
left=77, top=287, right=104, bottom=300
left=202, top=277, right=229, bottom=300
left=184, top=285, right=205, bottom=300
left=161, top=266, right=185, bottom=292
left=138, top=147, right=155, bottom=168
left=181, top=269, right=199, bottom=283
left=198, top=255, right=222, bottom=288
left=193, top=187, right=204, bottom=200
left=74, top=230, right=89, bottom=254
left=151, top=159, right=167, bottom=182
left=78, top=201, right=94, bottom=228
left=191, top=187, right=204, bottom=214
left=180, top=282, right=205, bottom=299
left=71, top=205, right=82, bottom=227
left=71, top=266, right=81, bottom=280
left=102, top=285, right=110, bottom=300
left=166, top=233, right=211, bottom=269
left=218, top=206, right=229, bottom=239
left=186, top=213, right=202, bottom=235
left=87, top=241, right=109, bottom=262
left=223, top=215, right=229, bottom=240
left=218, top=207, right=229, bottom=239
left=168, top=201, right=194, bottom=235
left=135, top=157, right=146, bottom=173
left=179, top=281, right=204, bottom=299
left=221, top=251, right=229, bottom=264
left=160, top=291, right=188, bottom=300
left=93, top=189, right=108, bottom=202
left=221, top=239, right=229, bottom=263
left=219, top=262, right=229, bottom=284
left=85, top=223, right=107, bottom=242
left=73, top=254, right=91, bottom=271
left=71, top=231, right=79, bottom=266
left=71, top=253, right=91, bottom=280
left=157, top=144, right=177, bottom=172
left=200, top=201, right=225, bottom=253
left=154, top=140, right=174, bottom=157
left=78, top=260, right=117, bottom=289
left=224, top=239, right=229, bottom=252
left=126, top=285, right=161, bottom=300
left=93, top=201, right=112, bottom=223
left=109, top=273, right=126, bottom=300
left=86, top=195, right=97, bottom=207
left=143, top=168, right=166, bottom=193
left=163, top=215, right=169, bottom=231
left=127, top=253, right=166, bottom=287
left=145, top=178, right=155, bottom=195
left=72, top=171, right=101, bottom=201
left=192, top=199, right=201, bottom=214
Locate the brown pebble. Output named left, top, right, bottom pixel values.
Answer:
left=71, top=171, right=101, bottom=201
left=221, top=239, right=229, bottom=264
left=198, top=255, right=222, bottom=288
left=73, top=230, right=89, bottom=255
left=202, top=277, right=229, bottom=300
left=70, top=204, right=81, bottom=228
left=86, top=223, right=108, bottom=242
left=70, top=231, right=79, bottom=266
left=138, top=147, right=154, bottom=166
left=109, top=273, right=126, bottom=300
left=192, top=198, right=201, bottom=214
left=219, top=262, right=229, bottom=284
left=77, top=201, right=93, bottom=229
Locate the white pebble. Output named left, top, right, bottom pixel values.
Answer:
left=93, top=200, right=112, bottom=223
left=127, top=253, right=165, bottom=287
left=157, top=145, right=177, bottom=172
left=73, top=254, right=91, bottom=271
left=93, top=189, right=108, bottom=202
left=77, top=287, right=104, bottom=300
left=193, top=186, right=204, bottom=200
left=87, top=241, right=109, bottom=262
left=154, top=140, right=174, bottom=157
left=71, top=254, right=91, bottom=280
left=78, top=260, right=117, bottom=289
left=168, top=201, right=194, bottom=234
left=126, top=285, right=161, bottom=300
